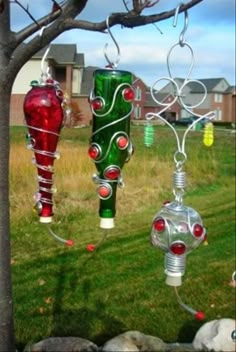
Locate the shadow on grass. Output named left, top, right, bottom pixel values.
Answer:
left=177, top=319, right=203, bottom=343
left=50, top=251, right=126, bottom=346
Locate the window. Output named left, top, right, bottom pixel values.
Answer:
left=215, top=108, right=222, bottom=121
left=135, top=86, right=142, bottom=101
left=214, top=93, right=223, bottom=103
left=134, top=105, right=141, bottom=119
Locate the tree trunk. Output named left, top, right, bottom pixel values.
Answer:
left=0, top=81, right=15, bottom=351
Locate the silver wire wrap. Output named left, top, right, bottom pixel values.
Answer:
left=26, top=125, right=60, bottom=207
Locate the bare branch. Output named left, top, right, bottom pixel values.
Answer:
left=145, top=0, right=160, bottom=9
left=10, top=0, right=40, bottom=27
left=62, top=0, right=203, bottom=31
left=122, top=0, right=130, bottom=12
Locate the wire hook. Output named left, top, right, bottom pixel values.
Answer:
left=40, top=46, right=51, bottom=82
left=173, top=3, right=189, bottom=47
left=104, top=16, right=121, bottom=69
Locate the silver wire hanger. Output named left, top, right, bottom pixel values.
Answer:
left=173, top=3, right=189, bottom=47
left=104, top=16, right=121, bottom=69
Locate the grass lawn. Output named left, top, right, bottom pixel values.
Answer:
left=9, top=125, right=235, bottom=350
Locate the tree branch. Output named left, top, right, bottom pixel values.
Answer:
left=10, top=0, right=40, bottom=28
left=62, top=0, right=203, bottom=31
left=8, top=0, right=203, bottom=84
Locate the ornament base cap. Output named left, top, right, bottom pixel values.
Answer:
left=100, top=217, right=114, bottom=229
left=165, top=270, right=182, bottom=287
left=40, top=216, right=53, bottom=224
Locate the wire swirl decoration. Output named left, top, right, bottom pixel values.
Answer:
left=145, top=4, right=215, bottom=164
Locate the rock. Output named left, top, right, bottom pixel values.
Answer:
left=102, top=330, right=167, bottom=351
left=30, top=337, right=99, bottom=352
left=192, top=318, right=236, bottom=352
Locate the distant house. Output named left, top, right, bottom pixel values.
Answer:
left=10, top=44, right=235, bottom=125
left=158, top=78, right=236, bottom=123
left=11, top=44, right=88, bottom=125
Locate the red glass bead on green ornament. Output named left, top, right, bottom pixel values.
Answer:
left=92, top=98, right=103, bottom=110
left=104, top=167, right=120, bottom=180
left=170, top=242, right=186, bottom=255
left=88, top=145, right=100, bottom=160
left=98, top=185, right=111, bottom=199
left=123, top=87, right=134, bottom=102
left=117, top=136, right=128, bottom=149
left=154, top=217, right=165, bottom=232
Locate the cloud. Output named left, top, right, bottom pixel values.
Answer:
left=9, top=0, right=235, bottom=86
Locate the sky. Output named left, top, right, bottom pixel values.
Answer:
left=11, top=0, right=235, bottom=87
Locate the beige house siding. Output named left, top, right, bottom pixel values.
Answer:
left=12, top=60, right=41, bottom=94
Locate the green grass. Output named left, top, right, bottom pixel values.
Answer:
left=9, top=125, right=235, bottom=350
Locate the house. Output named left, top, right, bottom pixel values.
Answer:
left=158, top=78, right=236, bottom=123
left=10, top=44, right=235, bottom=126
left=11, top=44, right=88, bottom=125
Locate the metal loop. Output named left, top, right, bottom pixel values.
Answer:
left=104, top=16, right=121, bottom=69
left=173, top=3, right=189, bottom=47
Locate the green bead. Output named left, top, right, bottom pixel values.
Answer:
left=30, top=80, right=39, bottom=86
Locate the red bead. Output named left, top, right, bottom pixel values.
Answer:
left=86, top=244, right=96, bottom=252
left=66, top=239, right=74, bottom=247
left=46, top=78, right=54, bottom=85
left=117, top=136, right=128, bottom=149
left=193, top=223, right=204, bottom=238
left=195, top=311, right=205, bottom=321
left=104, top=167, right=120, bottom=180
left=123, top=87, right=134, bottom=102
left=153, top=218, right=165, bottom=232
left=170, top=242, right=186, bottom=255
left=98, top=185, right=111, bottom=198
left=88, top=145, right=100, bottom=160
left=91, top=98, right=103, bottom=110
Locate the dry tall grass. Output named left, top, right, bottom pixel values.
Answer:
left=10, top=129, right=221, bottom=223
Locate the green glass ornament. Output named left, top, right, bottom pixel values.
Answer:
left=88, top=69, right=134, bottom=229
left=144, top=123, right=154, bottom=147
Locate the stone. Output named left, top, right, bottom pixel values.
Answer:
left=192, top=318, right=236, bottom=352
left=30, top=337, right=99, bottom=352
left=102, top=330, right=167, bottom=352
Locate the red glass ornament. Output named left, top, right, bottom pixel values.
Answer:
left=193, top=223, right=204, bottom=238
left=170, top=242, right=186, bottom=255
left=91, top=98, right=103, bottom=110
left=153, top=217, right=165, bottom=232
left=98, top=185, right=111, bottom=199
left=88, top=145, right=100, bottom=160
left=104, top=167, right=120, bottom=180
left=117, top=136, right=129, bottom=149
left=195, top=311, right=205, bottom=321
left=123, top=87, right=134, bottom=102
left=24, top=83, right=64, bottom=222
